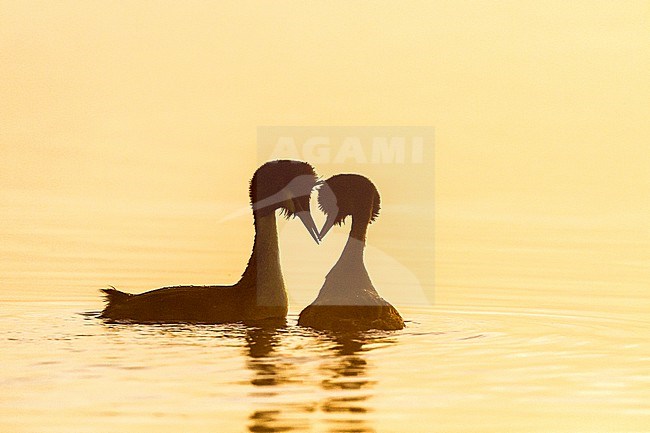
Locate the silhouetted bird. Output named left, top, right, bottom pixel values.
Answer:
left=298, top=174, right=404, bottom=331
left=100, top=160, right=320, bottom=323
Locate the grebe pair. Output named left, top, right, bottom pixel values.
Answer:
left=100, top=160, right=403, bottom=330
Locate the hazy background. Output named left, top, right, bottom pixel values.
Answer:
left=1, top=0, right=648, bottom=308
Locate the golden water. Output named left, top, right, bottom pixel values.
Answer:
left=1, top=192, right=648, bottom=432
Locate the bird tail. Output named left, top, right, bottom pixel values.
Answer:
left=100, top=286, right=131, bottom=306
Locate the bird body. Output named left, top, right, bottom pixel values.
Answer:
left=298, top=174, right=404, bottom=331
left=100, top=160, right=318, bottom=324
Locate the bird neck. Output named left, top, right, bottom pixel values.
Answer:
left=238, top=211, right=286, bottom=306
left=332, top=215, right=369, bottom=272
left=315, top=217, right=379, bottom=305
left=349, top=215, right=370, bottom=243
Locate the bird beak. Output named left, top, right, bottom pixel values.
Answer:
left=296, top=211, right=320, bottom=244
left=318, top=214, right=337, bottom=241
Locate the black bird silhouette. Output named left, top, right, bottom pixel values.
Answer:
left=298, top=174, right=404, bottom=331
left=100, top=160, right=320, bottom=323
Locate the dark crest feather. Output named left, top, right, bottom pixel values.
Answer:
left=317, top=174, right=381, bottom=225
left=248, top=160, right=318, bottom=216
left=370, top=188, right=380, bottom=223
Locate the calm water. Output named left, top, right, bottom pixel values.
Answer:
left=1, top=193, right=649, bottom=432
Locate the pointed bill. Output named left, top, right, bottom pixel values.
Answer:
left=319, top=214, right=337, bottom=241
left=296, top=211, right=320, bottom=244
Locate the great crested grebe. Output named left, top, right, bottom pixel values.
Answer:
left=298, top=174, right=404, bottom=331
left=100, top=160, right=320, bottom=323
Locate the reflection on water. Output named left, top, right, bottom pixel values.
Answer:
left=243, top=322, right=393, bottom=432
left=1, top=302, right=649, bottom=432
left=244, top=324, right=309, bottom=432
left=318, top=334, right=378, bottom=433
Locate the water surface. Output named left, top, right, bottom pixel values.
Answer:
left=2, top=302, right=649, bottom=433
left=1, top=194, right=649, bottom=432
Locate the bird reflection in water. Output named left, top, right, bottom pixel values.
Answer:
left=244, top=322, right=313, bottom=432
left=318, top=332, right=394, bottom=433
left=245, top=325, right=396, bottom=433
